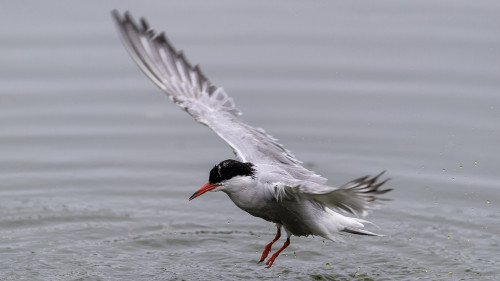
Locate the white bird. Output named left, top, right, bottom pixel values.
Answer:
left=112, top=10, right=392, bottom=268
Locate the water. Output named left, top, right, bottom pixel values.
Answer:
left=1, top=1, right=499, bottom=280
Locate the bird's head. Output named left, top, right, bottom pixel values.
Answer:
left=189, top=159, right=255, bottom=200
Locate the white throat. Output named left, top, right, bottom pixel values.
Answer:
left=220, top=175, right=255, bottom=194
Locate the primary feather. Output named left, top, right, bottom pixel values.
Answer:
left=113, top=11, right=393, bottom=268
left=112, top=10, right=326, bottom=184
left=112, top=10, right=391, bottom=235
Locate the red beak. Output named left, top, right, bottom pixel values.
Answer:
left=189, top=182, right=221, bottom=201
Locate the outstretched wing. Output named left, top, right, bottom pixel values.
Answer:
left=309, top=171, right=392, bottom=216
left=273, top=171, right=391, bottom=217
left=112, top=11, right=327, bottom=184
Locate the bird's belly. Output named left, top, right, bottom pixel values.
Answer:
left=225, top=190, right=325, bottom=237
left=244, top=205, right=282, bottom=224
left=241, top=200, right=319, bottom=236
left=226, top=192, right=281, bottom=223
left=276, top=199, right=325, bottom=237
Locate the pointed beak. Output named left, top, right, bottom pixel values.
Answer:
left=188, top=182, right=221, bottom=201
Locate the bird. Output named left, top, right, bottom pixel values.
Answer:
left=112, top=10, right=392, bottom=268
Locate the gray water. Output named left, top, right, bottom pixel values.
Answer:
left=1, top=1, right=499, bottom=280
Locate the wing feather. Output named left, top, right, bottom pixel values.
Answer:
left=112, top=10, right=326, bottom=183
left=276, top=171, right=391, bottom=217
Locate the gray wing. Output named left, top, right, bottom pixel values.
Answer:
left=112, top=11, right=326, bottom=184
left=273, top=171, right=391, bottom=217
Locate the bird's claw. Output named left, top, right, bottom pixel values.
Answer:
left=265, top=258, right=275, bottom=268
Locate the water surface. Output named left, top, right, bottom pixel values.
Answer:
left=1, top=1, right=499, bottom=280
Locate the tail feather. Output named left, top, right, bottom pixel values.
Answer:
left=342, top=227, right=382, bottom=236
left=319, top=207, right=384, bottom=241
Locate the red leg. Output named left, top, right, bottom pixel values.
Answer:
left=265, top=238, right=290, bottom=268
left=259, top=228, right=281, bottom=262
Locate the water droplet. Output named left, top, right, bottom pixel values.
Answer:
left=409, top=237, right=412, bottom=241
left=326, top=263, right=330, bottom=267
left=447, top=235, right=450, bottom=239
left=357, top=267, right=361, bottom=270
left=474, top=161, right=478, bottom=166
left=486, top=200, right=490, bottom=204
left=425, top=269, right=428, bottom=273
left=293, top=252, right=297, bottom=258
left=442, top=169, right=446, bottom=172
left=459, top=165, right=463, bottom=168
left=449, top=271, right=453, bottom=276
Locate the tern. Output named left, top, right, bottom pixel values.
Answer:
left=112, top=11, right=392, bottom=268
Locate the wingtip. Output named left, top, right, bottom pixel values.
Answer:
left=140, top=17, right=150, bottom=31
left=375, top=170, right=386, bottom=178
left=111, top=9, right=120, bottom=18
left=155, top=32, right=167, bottom=43
left=111, top=9, right=125, bottom=24
left=123, top=10, right=136, bottom=25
